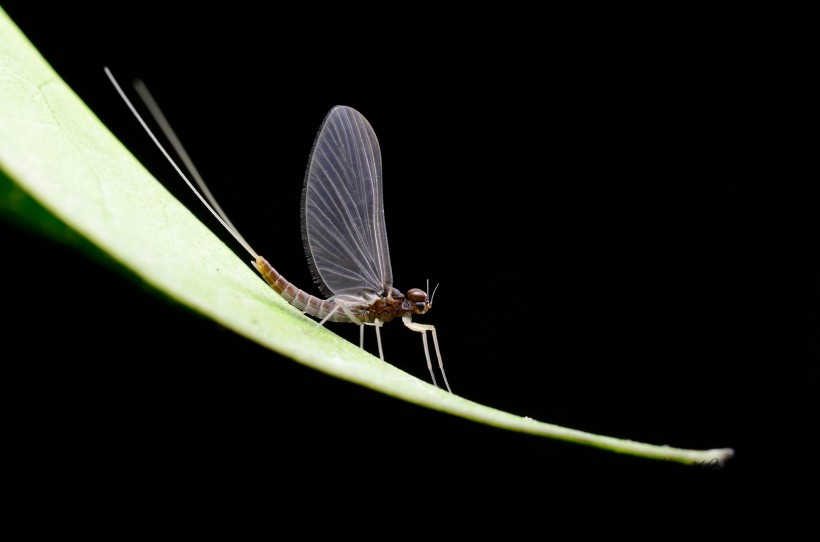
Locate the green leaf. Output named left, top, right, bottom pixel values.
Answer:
left=0, top=7, right=733, bottom=466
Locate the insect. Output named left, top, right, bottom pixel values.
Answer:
left=104, top=67, right=452, bottom=392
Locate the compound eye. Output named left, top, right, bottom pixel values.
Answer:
left=406, top=288, right=428, bottom=303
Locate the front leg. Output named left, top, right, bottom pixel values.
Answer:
left=402, top=316, right=451, bottom=392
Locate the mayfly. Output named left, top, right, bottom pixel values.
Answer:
left=104, top=67, right=451, bottom=392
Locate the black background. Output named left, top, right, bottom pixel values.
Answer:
left=3, top=4, right=817, bottom=540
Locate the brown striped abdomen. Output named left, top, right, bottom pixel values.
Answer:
left=253, top=256, right=350, bottom=322
left=252, top=256, right=420, bottom=325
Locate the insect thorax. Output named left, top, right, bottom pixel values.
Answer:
left=336, top=287, right=427, bottom=324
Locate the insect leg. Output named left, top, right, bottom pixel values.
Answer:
left=401, top=316, right=451, bottom=393
left=371, top=318, right=385, bottom=360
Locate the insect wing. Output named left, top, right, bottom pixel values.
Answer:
left=301, top=106, right=393, bottom=297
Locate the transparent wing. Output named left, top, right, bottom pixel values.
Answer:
left=301, top=105, right=393, bottom=297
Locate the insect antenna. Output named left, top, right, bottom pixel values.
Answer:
left=429, top=281, right=440, bottom=304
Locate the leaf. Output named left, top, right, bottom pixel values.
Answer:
left=0, top=8, right=733, bottom=466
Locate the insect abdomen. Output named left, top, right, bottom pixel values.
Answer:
left=253, top=256, right=351, bottom=322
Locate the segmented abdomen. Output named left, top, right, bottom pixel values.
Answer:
left=253, top=256, right=355, bottom=323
